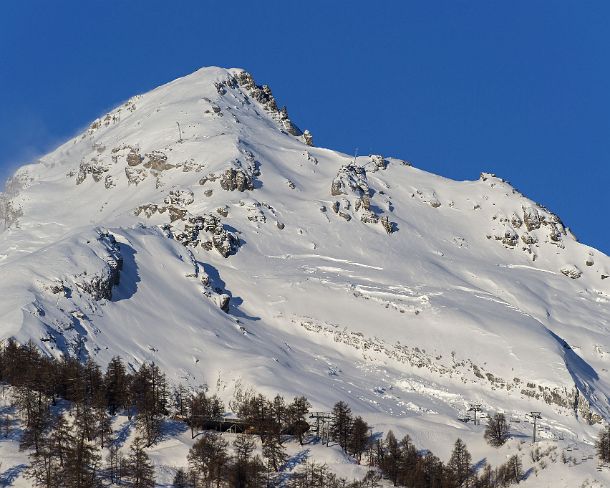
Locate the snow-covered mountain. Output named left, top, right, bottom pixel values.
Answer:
left=1, top=66, right=609, bottom=485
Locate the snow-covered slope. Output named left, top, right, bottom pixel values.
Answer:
left=1, top=66, right=609, bottom=485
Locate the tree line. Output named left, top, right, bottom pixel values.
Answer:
left=0, top=340, right=527, bottom=487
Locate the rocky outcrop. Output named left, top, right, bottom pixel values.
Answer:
left=491, top=201, right=568, bottom=257
left=217, top=151, right=259, bottom=192
left=297, top=317, right=602, bottom=424
left=367, top=154, right=388, bottom=172
left=0, top=174, right=28, bottom=230
left=219, top=168, right=253, bottom=192
left=125, top=167, right=148, bottom=185
left=560, top=265, right=582, bottom=279
left=74, top=230, right=122, bottom=300
left=235, top=71, right=278, bottom=111
left=330, top=161, right=395, bottom=233
left=76, top=157, right=109, bottom=184
left=414, top=189, right=441, bottom=208
left=164, top=189, right=194, bottom=206
left=523, top=206, right=541, bottom=231
left=104, top=175, right=116, bottom=189
left=217, top=294, right=230, bottom=313
left=184, top=250, right=232, bottom=313
left=181, top=213, right=240, bottom=257
left=380, top=216, right=393, bottom=234
left=126, top=148, right=143, bottom=166
left=0, top=196, right=23, bottom=230
left=331, top=163, right=369, bottom=197
left=144, top=151, right=174, bottom=171
left=501, top=227, right=519, bottom=247
left=303, top=130, right=314, bottom=146
left=137, top=204, right=242, bottom=258
left=234, top=70, right=302, bottom=136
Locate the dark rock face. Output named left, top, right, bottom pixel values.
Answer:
left=234, top=70, right=302, bottom=137
left=491, top=198, right=569, bottom=258
left=235, top=71, right=278, bottom=111
left=181, top=214, right=240, bottom=258
left=126, top=148, right=143, bottom=166
left=521, top=233, right=537, bottom=245
left=218, top=293, right=230, bottom=312
left=380, top=216, right=393, bottom=234
left=135, top=194, right=240, bottom=258
left=219, top=168, right=253, bottom=192
left=75, top=230, right=123, bottom=300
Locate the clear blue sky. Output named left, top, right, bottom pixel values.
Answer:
left=1, top=1, right=608, bottom=253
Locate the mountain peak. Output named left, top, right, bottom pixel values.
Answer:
left=0, top=68, right=609, bottom=481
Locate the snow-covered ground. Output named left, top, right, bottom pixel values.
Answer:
left=1, top=66, right=609, bottom=486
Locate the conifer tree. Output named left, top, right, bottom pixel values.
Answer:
left=133, top=362, right=168, bottom=446
left=94, top=406, right=113, bottom=448
left=330, top=401, right=353, bottom=452
left=505, top=454, right=523, bottom=484
left=382, top=430, right=401, bottom=486
left=187, top=389, right=224, bottom=438
left=477, top=463, right=494, bottom=488
left=48, top=414, right=71, bottom=469
left=271, top=394, right=287, bottom=438
left=16, top=386, right=51, bottom=454
left=238, top=393, right=275, bottom=442
left=348, top=416, right=370, bottom=463
left=231, top=434, right=260, bottom=488
left=484, top=413, right=510, bottom=447
left=126, top=436, right=155, bottom=488
left=26, top=436, right=62, bottom=488
left=104, top=356, right=130, bottom=415
left=172, top=467, right=191, bottom=487
left=106, top=444, right=124, bottom=485
left=262, top=436, right=287, bottom=472
left=447, top=438, right=472, bottom=487
left=287, top=396, right=311, bottom=445
left=187, top=432, right=229, bottom=486
left=62, top=417, right=102, bottom=488
left=597, top=425, right=610, bottom=463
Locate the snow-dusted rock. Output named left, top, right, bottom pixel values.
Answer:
left=560, top=264, right=583, bottom=279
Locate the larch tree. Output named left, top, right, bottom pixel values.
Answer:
left=484, top=413, right=510, bottom=447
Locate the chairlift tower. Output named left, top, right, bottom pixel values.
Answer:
left=309, top=411, right=332, bottom=437
left=468, top=404, right=483, bottom=425
left=529, top=411, right=542, bottom=443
